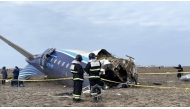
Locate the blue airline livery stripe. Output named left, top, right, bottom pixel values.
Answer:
left=50, top=55, right=57, bottom=58
left=19, top=73, right=36, bottom=76
left=19, top=72, right=36, bottom=75
left=58, top=50, right=89, bottom=62
left=23, top=67, right=38, bottom=71
left=19, top=65, right=41, bottom=76
left=19, top=72, right=36, bottom=74
left=21, top=66, right=41, bottom=73
left=20, top=70, right=36, bottom=74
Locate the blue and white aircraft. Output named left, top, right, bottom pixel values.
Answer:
left=0, top=35, right=113, bottom=88
left=0, top=35, right=138, bottom=88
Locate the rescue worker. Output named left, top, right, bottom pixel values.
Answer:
left=70, top=54, right=84, bottom=102
left=177, top=64, right=183, bottom=78
left=13, top=66, right=19, bottom=79
left=1, top=66, right=7, bottom=85
left=84, top=53, right=103, bottom=96
left=11, top=66, right=20, bottom=86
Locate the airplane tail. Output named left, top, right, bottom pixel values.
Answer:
left=0, top=35, right=35, bottom=59
left=18, top=64, right=44, bottom=80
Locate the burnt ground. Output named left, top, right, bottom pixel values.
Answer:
left=0, top=67, right=190, bottom=107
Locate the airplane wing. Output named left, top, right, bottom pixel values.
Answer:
left=0, top=35, right=35, bottom=59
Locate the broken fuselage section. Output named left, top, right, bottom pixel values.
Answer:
left=95, top=49, right=138, bottom=88
left=27, top=48, right=138, bottom=88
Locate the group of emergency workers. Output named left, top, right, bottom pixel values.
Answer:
left=70, top=53, right=104, bottom=102
left=1, top=66, right=20, bottom=86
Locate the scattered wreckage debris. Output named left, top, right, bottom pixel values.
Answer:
left=54, top=90, right=73, bottom=98
left=90, top=84, right=102, bottom=102
left=180, top=74, right=190, bottom=81
left=117, top=83, right=130, bottom=88
left=95, top=49, right=138, bottom=88
left=152, top=82, right=162, bottom=85
left=56, top=90, right=73, bottom=96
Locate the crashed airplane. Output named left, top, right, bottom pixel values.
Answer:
left=0, top=35, right=138, bottom=88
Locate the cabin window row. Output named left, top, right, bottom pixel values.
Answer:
left=50, top=58, right=70, bottom=68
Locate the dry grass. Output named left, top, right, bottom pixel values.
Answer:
left=1, top=67, right=190, bottom=107
left=0, top=74, right=190, bottom=107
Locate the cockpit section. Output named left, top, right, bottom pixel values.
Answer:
left=40, top=48, right=56, bottom=68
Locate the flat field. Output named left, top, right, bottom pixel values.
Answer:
left=0, top=67, right=190, bottom=107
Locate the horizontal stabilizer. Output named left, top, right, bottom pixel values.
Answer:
left=18, top=64, right=44, bottom=80
left=0, top=35, right=35, bottom=59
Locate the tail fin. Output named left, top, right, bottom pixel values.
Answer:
left=0, top=35, right=35, bottom=59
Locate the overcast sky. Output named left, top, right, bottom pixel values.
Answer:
left=0, top=1, right=190, bottom=68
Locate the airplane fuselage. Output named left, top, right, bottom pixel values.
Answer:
left=25, top=49, right=90, bottom=87
left=0, top=35, right=138, bottom=88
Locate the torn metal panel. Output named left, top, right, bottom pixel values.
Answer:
left=94, top=49, right=138, bottom=88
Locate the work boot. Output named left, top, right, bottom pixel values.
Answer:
left=73, top=98, right=84, bottom=103
left=77, top=99, right=84, bottom=102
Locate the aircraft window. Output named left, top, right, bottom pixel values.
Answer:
left=54, top=59, right=57, bottom=63
left=66, top=63, right=69, bottom=68
left=62, top=62, right=65, bottom=66
left=58, top=60, right=61, bottom=65
left=50, top=58, right=53, bottom=62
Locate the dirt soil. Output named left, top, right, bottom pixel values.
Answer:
left=1, top=68, right=190, bottom=107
